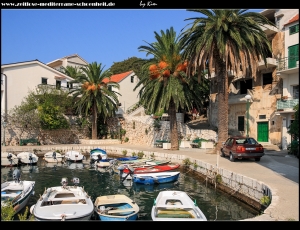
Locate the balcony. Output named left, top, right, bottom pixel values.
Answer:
left=260, top=24, right=278, bottom=37
left=277, top=98, right=299, bottom=111
left=276, top=57, right=299, bottom=76
left=37, top=84, right=80, bottom=92
left=258, top=57, right=277, bottom=70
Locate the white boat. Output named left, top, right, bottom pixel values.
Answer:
left=30, top=177, right=94, bottom=221
left=64, top=150, right=84, bottom=162
left=17, top=152, right=38, bottom=165
left=94, top=194, right=139, bottom=221
left=1, top=168, right=35, bottom=214
left=90, top=148, right=107, bottom=161
left=1, top=152, right=20, bottom=166
left=151, top=190, right=207, bottom=221
left=43, top=151, right=64, bottom=163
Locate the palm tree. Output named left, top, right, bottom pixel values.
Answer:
left=60, top=66, right=83, bottom=81
left=69, top=62, right=120, bottom=139
left=135, top=27, right=206, bottom=150
left=180, top=9, right=275, bottom=151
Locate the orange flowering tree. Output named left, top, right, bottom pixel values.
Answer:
left=69, top=62, right=120, bottom=139
left=134, top=27, right=207, bottom=150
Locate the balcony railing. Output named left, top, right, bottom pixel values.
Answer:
left=37, top=84, right=80, bottom=91
left=277, top=56, right=299, bottom=71
left=277, top=98, right=299, bottom=110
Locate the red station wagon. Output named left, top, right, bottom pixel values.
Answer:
left=220, top=136, right=265, bottom=162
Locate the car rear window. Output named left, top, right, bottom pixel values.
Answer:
left=235, top=139, right=246, bottom=144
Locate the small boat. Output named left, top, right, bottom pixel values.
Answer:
left=1, top=152, right=20, bottom=166
left=65, top=150, right=84, bottom=162
left=132, top=172, right=180, bottom=185
left=43, top=151, right=65, bottom=163
left=1, top=168, right=35, bottom=214
left=122, top=163, right=180, bottom=175
left=151, top=190, right=207, bottom=221
left=90, top=148, right=107, bottom=160
left=132, top=181, right=176, bottom=192
left=30, top=177, right=94, bottom=221
left=128, top=159, right=171, bottom=168
left=17, top=152, right=38, bottom=165
left=118, top=158, right=153, bottom=165
left=94, top=194, right=139, bottom=221
left=117, top=156, right=138, bottom=161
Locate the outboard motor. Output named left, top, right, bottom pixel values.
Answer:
left=97, top=154, right=102, bottom=163
left=13, top=168, right=21, bottom=183
left=7, top=153, right=13, bottom=165
left=52, top=152, right=56, bottom=159
left=72, top=177, right=80, bottom=186
left=29, top=153, right=33, bottom=164
left=61, top=177, right=68, bottom=188
left=117, top=164, right=126, bottom=180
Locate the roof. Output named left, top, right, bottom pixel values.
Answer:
left=1, top=59, right=74, bottom=81
left=284, top=14, right=299, bottom=26
left=46, top=53, right=89, bottom=66
left=102, top=70, right=134, bottom=83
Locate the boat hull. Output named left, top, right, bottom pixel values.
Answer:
left=90, top=148, right=107, bottom=160
left=123, top=163, right=180, bottom=174
left=132, top=172, right=180, bottom=185
left=65, top=151, right=84, bottom=162
left=1, top=180, right=35, bottom=214
left=151, top=190, right=207, bottom=221
left=94, top=194, right=139, bottom=221
left=43, top=151, right=64, bottom=163
left=1, top=152, right=19, bottom=166
left=17, top=152, right=38, bottom=165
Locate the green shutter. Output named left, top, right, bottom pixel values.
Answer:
left=288, top=44, right=299, bottom=69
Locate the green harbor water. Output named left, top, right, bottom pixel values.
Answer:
left=1, top=157, right=260, bottom=221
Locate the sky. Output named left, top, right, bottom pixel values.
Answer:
left=1, top=9, right=264, bottom=69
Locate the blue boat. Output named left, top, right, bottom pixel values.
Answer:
left=117, top=156, right=138, bottom=161
left=132, top=172, right=180, bottom=185
left=94, top=194, right=139, bottom=221
left=90, top=148, right=107, bottom=161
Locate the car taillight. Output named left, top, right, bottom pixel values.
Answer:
left=256, top=147, right=263, bottom=151
left=236, top=146, right=245, bottom=152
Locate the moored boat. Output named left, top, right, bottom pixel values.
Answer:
left=94, top=194, right=139, bottom=221
left=90, top=148, right=107, bottom=161
left=132, top=171, right=180, bottom=185
left=65, top=150, right=84, bottom=162
left=43, top=151, right=65, bottom=163
left=151, top=190, right=207, bottom=221
left=17, top=152, right=38, bottom=165
left=30, top=177, right=94, bottom=221
left=1, top=168, right=35, bottom=214
left=122, top=163, right=180, bottom=175
left=1, top=152, right=20, bottom=166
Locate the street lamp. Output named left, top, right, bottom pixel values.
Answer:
left=245, top=94, right=251, bottom=137
left=2, top=121, right=7, bottom=146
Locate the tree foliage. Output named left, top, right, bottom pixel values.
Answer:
left=180, top=9, right=275, bottom=151
left=288, top=104, right=299, bottom=140
left=110, top=56, right=149, bottom=78
left=69, top=62, right=120, bottom=139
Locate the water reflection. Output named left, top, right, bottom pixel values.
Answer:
left=1, top=157, right=260, bottom=221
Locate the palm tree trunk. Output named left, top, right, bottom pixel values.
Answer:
left=216, top=59, right=229, bottom=152
left=169, top=99, right=179, bottom=150
left=92, top=103, right=97, bottom=139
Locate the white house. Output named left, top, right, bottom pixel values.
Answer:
left=102, top=70, right=143, bottom=117
left=1, top=60, right=75, bottom=116
left=275, top=13, right=299, bottom=149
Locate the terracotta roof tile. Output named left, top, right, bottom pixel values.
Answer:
left=103, top=70, right=133, bottom=83
left=284, top=14, right=299, bottom=26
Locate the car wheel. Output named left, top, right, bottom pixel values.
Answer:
left=229, top=153, right=235, bottom=162
left=220, top=149, right=225, bottom=157
left=254, top=158, right=260, bottom=162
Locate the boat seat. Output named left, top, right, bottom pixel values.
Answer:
left=107, top=208, right=135, bottom=214
left=157, top=209, right=194, bottom=218
left=61, top=199, right=80, bottom=204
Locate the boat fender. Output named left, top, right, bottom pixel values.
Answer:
left=61, top=214, right=66, bottom=221
left=30, top=205, right=35, bottom=214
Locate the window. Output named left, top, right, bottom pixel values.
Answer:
left=293, top=85, right=299, bottom=99
left=42, top=78, right=47, bottom=84
left=240, top=79, right=252, bottom=94
left=67, top=82, right=73, bottom=89
left=238, top=116, right=245, bottom=131
left=56, top=80, right=61, bottom=89
left=108, top=85, right=112, bottom=91
left=289, top=24, right=299, bottom=35
left=259, top=115, right=266, bottom=119
left=263, top=73, right=272, bottom=85
left=131, top=76, right=134, bottom=83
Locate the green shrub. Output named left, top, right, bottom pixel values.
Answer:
left=122, top=150, right=127, bottom=156
left=137, top=151, right=144, bottom=159
left=182, top=158, right=192, bottom=166
left=260, top=196, right=271, bottom=206
left=132, top=152, right=136, bottom=156
left=1, top=201, right=15, bottom=221
left=124, top=137, right=129, bottom=142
